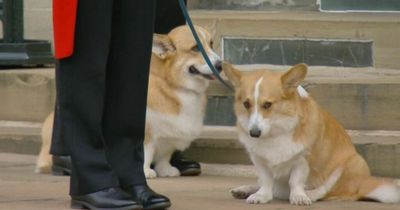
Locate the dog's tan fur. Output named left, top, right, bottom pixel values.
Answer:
left=36, top=25, right=220, bottom=179
left=35, top=112, right=54, bottom=173
left=224, top=62, right=400, bottom=205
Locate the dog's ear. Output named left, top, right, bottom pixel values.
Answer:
left=152, top=34, right=176, bottom=59
left=281, top=63, right=308, bottom=95
left=202, top=21, right=217, bottom=38
left=222, top=61, right=242, bottom=88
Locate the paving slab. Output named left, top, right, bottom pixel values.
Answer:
left=0, top=153, right=399, bottom=210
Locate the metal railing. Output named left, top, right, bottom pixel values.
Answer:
left=0, top=0, right=53, bottom=66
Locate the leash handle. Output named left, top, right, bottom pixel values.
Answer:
left=178, top=0, right=233, bottom=91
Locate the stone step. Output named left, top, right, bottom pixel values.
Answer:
left=0, top=68, right=55, bottom=122
left=191, top=10, right=400, bottom=70
left=1, top=121, right=399, bottom=178
left=0, top=121, right=41, bottom=155
left=188, top=0, right=400, bottom=12
left=1, top=66, right=400, bottom=130
left=184, top=126, right=400, bottom=178
left=188, top=0, right=317, bottom=11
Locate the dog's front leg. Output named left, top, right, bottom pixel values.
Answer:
left=144, top=142, right=157, bottom=179
left=289, top=157, right=312, bottom=205
left=153, top=144, right=180, bottom=177
left=246, top=155, right=274, bottom=204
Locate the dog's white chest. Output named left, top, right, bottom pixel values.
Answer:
left=147, top=91, right=205, bottom=140
left=239, top=133, right=305, bottom=167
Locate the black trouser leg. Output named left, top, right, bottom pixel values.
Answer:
left=154, top=0, right=186, bottom=34
left=50, top=100, right=69, bottom=155
left=51, top=0, right=186, bottom=156
left=55, top=0, right=117, bottom=195
left=102, top=0, right=155, bottom=187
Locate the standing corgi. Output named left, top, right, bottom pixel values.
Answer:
left=223, top=62, right=400, bottom=205
left=36, top=25, right=221, bottom=179
left=145, top=25, right=221, bottom=178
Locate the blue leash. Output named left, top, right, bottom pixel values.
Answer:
left=178, top=0, right=234, bottom=91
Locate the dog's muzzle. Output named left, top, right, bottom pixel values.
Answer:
left=249, top=127, right=261, bottom=138
left=189, top=60, right=222, bottom=80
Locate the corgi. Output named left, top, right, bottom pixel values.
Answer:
left=223, top=62, right=400, bottom=205
left=144, top=25, right=220, bottom=178
left=36, top=25, right=221, bottom=179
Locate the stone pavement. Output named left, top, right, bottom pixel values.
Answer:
left=0, top=153, right=399, bottom=210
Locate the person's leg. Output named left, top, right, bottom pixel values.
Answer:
left=101, top=1, right=170, bottom=209
left=154, top=0, right=186, bottom=34
left=50, top=0, right=198, bottom=179
left=50, top=100, right=72, bottom=176
left=50, top=101, right=68, bottom=155
left=55, top=0, right=118, bottom=196
left=102, top=0, right=153, bottom=188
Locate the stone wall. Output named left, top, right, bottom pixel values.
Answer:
left=23, top=0, right=53, bottom=44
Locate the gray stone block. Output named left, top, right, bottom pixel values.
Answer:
left=189, top=0, right=317, bottom=11
left=0, top=69, right=55, bottom=122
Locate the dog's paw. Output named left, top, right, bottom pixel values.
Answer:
left=231, top=185, right=257, bottom=199
left=145, top=168, right=157, bottom=179
left=34, top=166, right=50, bottom=174
left=246, top=193, right=272, bottom=204
left=155, top=165, right=180, bottom=177
left=305, top=189, right=321, bottom=202
left=290, top=193, right=312, bottom=206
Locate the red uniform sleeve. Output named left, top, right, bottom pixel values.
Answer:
left=53, top=0, right=78, bottom=59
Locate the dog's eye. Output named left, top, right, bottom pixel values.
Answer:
left=191, top=45, right=199, bottom=52
left=210, top=41, right=214, bottom=49
left=263, top=102, right=272, bottom=109
left=243, top=100, right=251, bottom=109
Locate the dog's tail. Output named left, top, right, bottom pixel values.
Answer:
left=358, top=176, right=400, bottom=203
left=306, top=167, right=343, bottom=202
left=35, top=112, right=54, bottom=173
left=307, top=166, right=400, bottom=203
left=315, top=169, right=400, bottom=203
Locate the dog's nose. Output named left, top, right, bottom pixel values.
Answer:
left=249, top=127, right=261, bottom=138
left=214, top=60, right=222, bottom=73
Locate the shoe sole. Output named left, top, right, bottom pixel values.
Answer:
left=180, top=168, right=201, bottom=176
left=52, top=165, right=71, bottom=176
left=144, top=201, right=171, bottom=210
left=71, top=200, right=142, bottom=210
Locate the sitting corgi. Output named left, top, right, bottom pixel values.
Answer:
left=223, top=62, right=400, bottom=205
left=36, top=25, right=221, bottom=179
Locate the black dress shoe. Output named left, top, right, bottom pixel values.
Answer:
left=71, top=187, right=142, bottom=210
left=52, top=155, right=72, bottom=176
left=126, top=185, right=171, bottom=210
left=170, top=151, right=201, bottom=176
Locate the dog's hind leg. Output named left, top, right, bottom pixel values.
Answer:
left=35, top=112, right=54, bottom=173
left=306, top=167, right=342, bottom=202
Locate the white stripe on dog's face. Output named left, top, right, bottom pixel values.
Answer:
left=247, top=77, right=271, bottom=137
left=249, top=77, right=263, bottom=128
